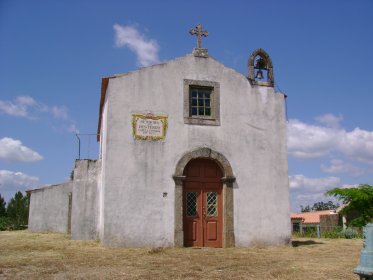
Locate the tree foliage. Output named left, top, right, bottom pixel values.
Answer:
left=326, top=184, right=373, bottom=227
left=300, top=200, right=339, bottom=213
left=6, top=191, right=29, bottom=229
left=0, top=194, right=6, bottom=217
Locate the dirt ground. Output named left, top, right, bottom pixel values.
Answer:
left=0, top=231, right=363, bottom=280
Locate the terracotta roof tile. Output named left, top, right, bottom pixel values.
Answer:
left=290, top=210, right=337, bottom=224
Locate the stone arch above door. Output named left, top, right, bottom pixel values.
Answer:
left=174, top=147, right=235, bottom=179
left=173, top=147, right=236, bottom=247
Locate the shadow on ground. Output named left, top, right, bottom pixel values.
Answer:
left=291, top=240, right=324, bottom=247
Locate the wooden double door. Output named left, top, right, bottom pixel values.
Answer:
left=183, top=159, right=223, bottom=247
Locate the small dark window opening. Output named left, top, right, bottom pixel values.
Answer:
left=292, top=222, right=300, bottom=232
left=190, top=87, right=212, bottom=117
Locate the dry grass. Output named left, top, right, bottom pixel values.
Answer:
left=0, top=231, right=362, bottom=279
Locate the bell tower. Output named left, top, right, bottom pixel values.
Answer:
left=248, top=48, right=274, bottom=87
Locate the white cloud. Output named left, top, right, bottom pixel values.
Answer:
left=288, top=114, right=373, bottom=163
left=16, top=96, right=37, bottom=106
left=51, top=106, right=68, bottom=120
left=294, top=193, right=327, bottom=209
left=67, top=124, right=80, bottom=134
left=289, top=174, right=341, bottom=211
left=315, top=113, right=343, bottom=128
left=339, top=128, right=373, bottom=163
left=0, top=95, right=36, bottom=117
left=0, top=96, right=79, bottom=133
left=341, top=183, right=359, bottom=189
left=289, top=174, right=341, bottom=193
left=114, top=24, right=160, bottom=67
left=0, top=137, right=43, bottom=162
left=0, top=96, right=68, bottom=119
left=0, top=170, right=39, bottom=192
left=287, top=118, right=339, bottom=159
left=321, top=159, right=364, bottom=176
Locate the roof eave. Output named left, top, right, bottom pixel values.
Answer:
left=97, top=77, right=112, bottom=142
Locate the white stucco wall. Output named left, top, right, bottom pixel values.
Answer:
left=71, top=159, right=100, bottom=240
left=98, top=100, right=108, bottom=241
left=28, top=182, right=72, bottom=233
left=99, top=53, right=290, bottom=247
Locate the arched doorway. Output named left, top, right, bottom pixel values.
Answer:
left=173, top=147, right=236, bottom=248
left=183, top=159, right=223, bottom=247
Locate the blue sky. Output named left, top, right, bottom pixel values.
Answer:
left=1, top=0, right=372, bottom=212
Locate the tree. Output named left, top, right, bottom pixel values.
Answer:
left=6, top=191, right=29, bottom=229
left=0, top=193, right=10, bottom=231
left=300, top=200, right=339, bottom=212
left=300, top=205, right=311, bottom=212
left=0, top=194, right=6, bottom=217
left=326, top=184, right=373, bottom=227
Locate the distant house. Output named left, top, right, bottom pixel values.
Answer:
left=291, top=210, right=339, bottom=236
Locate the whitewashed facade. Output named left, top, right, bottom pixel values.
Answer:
left=28, top=47, right=290, bottom=247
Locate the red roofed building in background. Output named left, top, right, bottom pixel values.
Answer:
left=291, top=210, right=340, bottom=236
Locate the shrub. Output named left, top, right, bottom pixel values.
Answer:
left=342, top=227, right=362, bottom=239
left=292, top=227, right=318, bottom=238
left=0, top=216, right=11, bottom=231
left=322, top=228, right=343, bottom=238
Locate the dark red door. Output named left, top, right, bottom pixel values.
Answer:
left=183, top=159, right=223, bottom=247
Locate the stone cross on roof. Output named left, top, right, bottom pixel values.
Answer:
left=189, top=24, right=208, bottom=49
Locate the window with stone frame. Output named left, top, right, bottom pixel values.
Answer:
left=183, top=79, right=220, bottom=126
left=190, top=86, right=212, bottom=117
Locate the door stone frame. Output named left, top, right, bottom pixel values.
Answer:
left=173, top=147, right=236, bottom=247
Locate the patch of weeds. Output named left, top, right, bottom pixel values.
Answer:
left=147, top=247, right=165, bottom=254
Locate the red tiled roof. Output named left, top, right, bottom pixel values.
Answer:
left=290, top=210, right=337, bottom=224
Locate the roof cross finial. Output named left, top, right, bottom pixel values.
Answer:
left=189, top=24, right=208, bottom=49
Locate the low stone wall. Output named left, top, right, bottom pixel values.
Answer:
left=71, top=159, right=100, bottom=240
left=28, top=159, right=100, bottom=238
left=28, top=182, right=72, bottom=233
left=320, top=214, right=339, bottom=233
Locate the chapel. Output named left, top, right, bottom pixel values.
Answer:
left=27, top=25, right=290, bottom=247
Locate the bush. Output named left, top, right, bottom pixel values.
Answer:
left=0, top=216, right=28, bottom=231
left=322, top=231, right=338, bottom=238
left=293, top=226, right=363, bottom=239
left=322, top=227, right=343, bottom=238
left=342, top=227, right=362, bottom=239
left=0, top=216, right=12, bottom=231
left=292, top=227, right=318, bottom=238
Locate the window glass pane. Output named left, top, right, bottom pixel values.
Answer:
left=186, top=192, right=197, bottom=217
left=189, top=86, right=213, bottom=118
left=206, top=192, right=217, bottom=216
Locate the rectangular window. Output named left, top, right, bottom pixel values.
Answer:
left=190, top=87, right=211, bottom=117
left=183, top=79, right=220, bottom=126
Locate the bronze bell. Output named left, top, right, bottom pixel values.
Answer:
left=255, top=69, right=264, bottom=79
left=254, top=57, right=266, bottom=80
